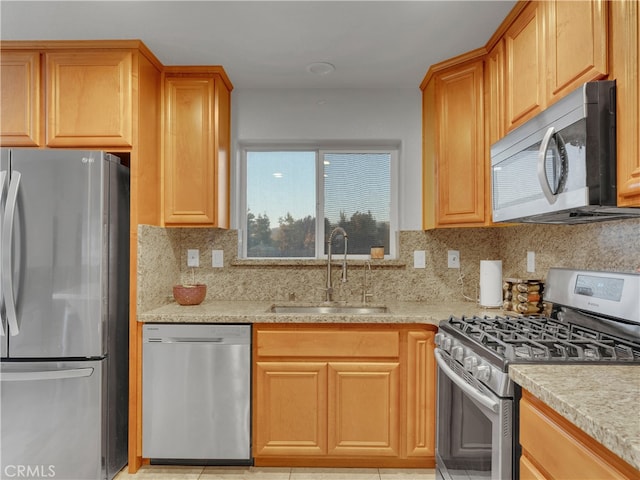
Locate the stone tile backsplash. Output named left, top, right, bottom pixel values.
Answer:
left=138, top=218, right=640, bottom=311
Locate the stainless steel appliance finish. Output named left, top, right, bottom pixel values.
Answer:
left=142, top=324, right=251, bottom=463
left=435, top=268, right=640, bottom=480
left=0, top=149, right=129, bottom=480
left=435, top=349, right=512, bottom=480
left=491, top=80, right=640, bottom=224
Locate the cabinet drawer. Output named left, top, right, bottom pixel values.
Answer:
left=256, top=330, right=399, bottom=358
left=520, top=395, right=632, bottom=479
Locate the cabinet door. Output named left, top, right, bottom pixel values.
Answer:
left=214, top=76, right=231, bottom=228
left=546, top=0, right=608, bottom=101
left=434, top=60, right=486, bottom=226
left=0, top=51, right=41, bottom=146
left=611, top=0, right=640, bottom=207
left=421, top=77, right=436, bottom=230
left=520, top=455, right=548, bottom=480
left=486, top=40, right=505, bottom=146
left=520, top=391, right=639, bottom=479
left=405, top=330, right=435, bottom=457
left=163, top=75, right=219, bottom=225
left=505, top=1, right=545, bottom=130
left=254, top=362, right=328, bottom=457
left=45, top=51, right=132, bottom=147
left=327, top=362, right=400, bottom=457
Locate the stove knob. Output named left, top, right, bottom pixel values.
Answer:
left=463, top=356, right=478, bottom=371
left=442, top=337, right=452, bottom=352
left=434, top=333, right=444, bottom=347
left=451, top=346, right=464, bottom=362
left=475, top=365, right=491, bottom=382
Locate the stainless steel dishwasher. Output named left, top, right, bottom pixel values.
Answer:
left=142, top=324, right=251, bottom=463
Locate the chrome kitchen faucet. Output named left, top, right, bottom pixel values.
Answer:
left=325, top=227, right=348, bottom=302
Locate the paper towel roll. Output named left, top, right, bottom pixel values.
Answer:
left=480, top=260, right=503, bottom=307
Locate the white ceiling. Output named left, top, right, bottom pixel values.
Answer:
left=0, top=1, right=517, bottom=89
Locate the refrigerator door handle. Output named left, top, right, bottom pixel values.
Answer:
left=0, top=169, right=5, bottom=336
left=2, top=170, right=21, bottom=336
left=1, top=367, right=94, bottom=382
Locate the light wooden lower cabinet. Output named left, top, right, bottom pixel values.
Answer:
left=253, top=324, right=436, bottom=468
left=519, top=390, right=640, bottom=479
left=328, top=362, right=400, bottom=457
left=256, top=362, right=328, bottom=457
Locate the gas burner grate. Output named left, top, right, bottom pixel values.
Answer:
left=447, top=314, right=640, bottom=363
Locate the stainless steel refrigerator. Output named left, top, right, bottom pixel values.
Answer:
left=0, top=149, right=129, bottom=480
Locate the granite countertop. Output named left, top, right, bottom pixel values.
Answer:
left=509, top=364, right=640, bottom=471
left=138, top=300, right=499, bottom=325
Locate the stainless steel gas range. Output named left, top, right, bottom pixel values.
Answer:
left=434, top=268, right=640, bottom=480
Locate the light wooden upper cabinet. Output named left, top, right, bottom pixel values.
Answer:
left=421, top=0, right=627, bottom=231
left=519, top=390, right=640, bottom=479
left=504, top=0, right=608, bottom=132
left=485, top=40, right=505, bottom=146
left=610, top=0, right=640, bottom=207
left=162, top=68, right=232, bottom=227
left=0, top=44, right=150, bottom=149
left=46, top=50, right=133, bottom=147
left=425, top=57, right=487, bottom=228
left=545, top=0, right=608, bottom=101
left=504, top=1, right=545, bottom=131
left=0, top=50, right=41, bottom=146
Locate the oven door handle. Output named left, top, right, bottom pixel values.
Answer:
left=434, top=349, right=499, bottom=414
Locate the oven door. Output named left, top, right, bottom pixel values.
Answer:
left=435, top=348, right=513, bottom=480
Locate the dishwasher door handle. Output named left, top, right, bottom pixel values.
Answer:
left=146, top=337, right=225, bottom=344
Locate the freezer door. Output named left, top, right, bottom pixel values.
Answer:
left=3, top=149, right=109, bottom=358
left=0, top=360, right=105, bottom=480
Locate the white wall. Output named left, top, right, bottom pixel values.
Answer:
left=231, top=88, right=423, bottom=230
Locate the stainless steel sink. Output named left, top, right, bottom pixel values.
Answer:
left=269, top=304, right=389, bottom=315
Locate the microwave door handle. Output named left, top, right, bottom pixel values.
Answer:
left=434, top=349, right=499, bottom=414
left=2, top=171, right=20, bottom=336
left=537, top=127, right=558, bottom=204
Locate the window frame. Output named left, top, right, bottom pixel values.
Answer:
left=238, top=143, right=399, bottom=260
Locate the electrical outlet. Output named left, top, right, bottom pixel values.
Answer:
left=212, top=250, right=224, bottom=268
left=527, top=251, right=535, bottom=273
left=187, top=249, right=199, bottom=267
left=413, top=250, right=426, bottom=269
left=448, top=250, right=460, bottom=269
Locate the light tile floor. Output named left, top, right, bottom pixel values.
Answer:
left=114, top=466, right=436, bottom=480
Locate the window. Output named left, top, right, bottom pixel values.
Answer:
left=240, top=146, right=397, bottom=259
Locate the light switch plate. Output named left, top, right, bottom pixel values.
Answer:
left=187, top=249, right=199, bottom=267
left=414, top=250, right=426, bottom=269
left=448, top=250, right=460, bottom=269
left=212, top=250, right=224, bottom=268
left=527, top=251, right=535, bottom=273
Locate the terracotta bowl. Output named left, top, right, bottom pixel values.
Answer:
left=173, top=284, right=207, bottom=306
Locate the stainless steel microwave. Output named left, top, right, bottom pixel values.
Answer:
left=491, top=80, right=640, bottom=224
